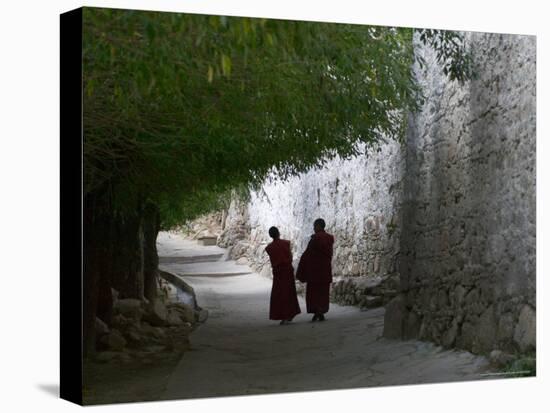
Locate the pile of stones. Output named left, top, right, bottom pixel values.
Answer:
left=92, top=279, right=208, bottom=364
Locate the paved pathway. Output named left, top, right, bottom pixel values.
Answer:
left=158, top=233, right=496, bottom=400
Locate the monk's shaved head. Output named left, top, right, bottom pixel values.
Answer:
left=268, top=226, right=280, bottom=239
left=314, top=218, right=326, bottom=231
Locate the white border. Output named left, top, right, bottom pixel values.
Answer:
left=0, top=1, right=547, bottom=412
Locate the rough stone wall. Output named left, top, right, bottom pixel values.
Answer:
left=393, top=32, right=536, bottom=355
left=216, top=31, right=536, bottom=355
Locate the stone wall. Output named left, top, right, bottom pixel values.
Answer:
left=217, top=31, right=536, bottom=355
left=392, top=32, right=536, bottom=355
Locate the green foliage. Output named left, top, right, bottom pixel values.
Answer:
left=417, top=29, right=474, bottom=82
left=82, top=7, right=472, bottom=226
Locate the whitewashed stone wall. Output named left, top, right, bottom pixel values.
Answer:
left=390, top=32, right=536, bottom=355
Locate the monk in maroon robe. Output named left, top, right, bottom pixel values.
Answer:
left=265, top=226, right=301, bottom=325
left=296, top=218, right=334, bottom=322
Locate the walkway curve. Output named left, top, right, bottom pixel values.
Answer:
left=158, top=234, right=494, bottom=400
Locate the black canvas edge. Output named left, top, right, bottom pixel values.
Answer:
left=60, top=7, right=83, bottom=406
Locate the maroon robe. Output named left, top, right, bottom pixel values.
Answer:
left=265, top=239, right=301, bottom=320
left=296, top=230, right=334, bottom=314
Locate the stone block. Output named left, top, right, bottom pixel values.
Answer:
left=514, top=305, right=536, bottom=352
left=404, top=311, right=421, bottom=339
left=167, top=311, right=185, bottom=326
left=456, top=320, right=476, bottom=351
left=236, top=256, right=249, bottom=265
left=95, top=317, right=110, bottom=337
left=169, top=302, right=196, bottom=324
left=441, top=318, right=458, bottom=348
left=474, top=305, right=497, bottom=353
left=453, top=285, right=466, bottom=307
left=373, top=256, right=380, bottom=273
left=95, top=351, right=119, bottom=363
left=99, top=329, right=127, bottom=352
left=497, top=312, right=515, bottom=345
left=143, top=299, right=168, bottom=326
left=114, top=298, right=143, bottom=320
left=365, top=295, right=383, bottom=308
left=489, top=350, right=515, bottom=368
left=198, top=236, right=218, bottom=246
left=383, top=295, right=407, bottom=339
left=197, top=308, right=209, bottom=323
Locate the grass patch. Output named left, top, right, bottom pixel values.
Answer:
left=500, top=352, right=536, bottom=378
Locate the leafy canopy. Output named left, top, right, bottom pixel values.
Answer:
left=83, top=8, right=471, bottom=227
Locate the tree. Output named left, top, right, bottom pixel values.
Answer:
left=81, top=7, right=471, bottom=355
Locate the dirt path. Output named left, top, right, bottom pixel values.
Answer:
left=158, top=234, right=497, bottom=401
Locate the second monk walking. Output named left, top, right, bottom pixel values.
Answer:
left=296, top=218, right=334, bottom=322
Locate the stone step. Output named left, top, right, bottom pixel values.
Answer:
left=183, top=271, right=252, bottom=277
left=158, top=254, right=224, bottom=264
left=364, top=295, right=383, bottom=308
left=197, top=236, right=218, bottom=246
left=161, top=260, right=253, bottom=278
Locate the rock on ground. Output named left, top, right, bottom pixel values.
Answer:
left=514, top=305, right=536, bottom=352
left=99, top=329, right=127, bottom=351
left=144, top=299, right=169, bottom=326
left=114, top=299, right=143, bottom=320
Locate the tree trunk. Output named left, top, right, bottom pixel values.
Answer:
left=83, top=194, right=161, bottom=356
left=143, top=203, right=160, bottom=302
left=111, top=212, right=145, bottom=299
left=83, top=193, right=111, bottom=357
left=96, top=218, right=114, bottom=325
left=83, top=218, right=99, bottom=357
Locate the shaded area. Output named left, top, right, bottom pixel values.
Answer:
left=83, top=354, right=181, bottom=405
